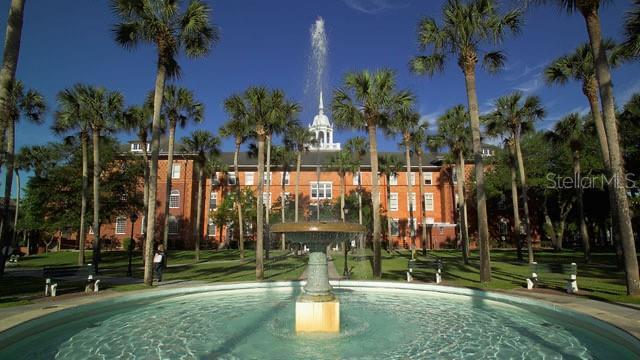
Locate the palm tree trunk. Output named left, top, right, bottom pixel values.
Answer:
left=386, top=177, right=392, bottom=250
left=357, top=165, right=363, bottom=226
left=583, top=8, right=640, bottom=295
left=514, top=137, right=534, bottom=263
left=234, top=141, right=244, bottom=259
left=509, top=144, right=522, bottom=260
left=266, top=134, right=271, bottom=226
left=543, top=198, right=558, bottom=250
left=195, top=163, right=204, bottom=263
left=574, top=150, right=591, bottom=263
left=11, top=170, right=19, bottom=248
left=0, top=108, right=14, bottom=273
left=340, top=173, right=345, bottom=222
left=0, top=0, right=25, bottom=277
left=91, top=127, right=101, bottom=274
left=78, top=131, right=88, bottom=266
left=404, top=139, right=414, bottom=250
left=462, top=63, right=491, bottom=282
left=256, top=133, right=265, bottom=280
left=162, top=125, right=176, bottom=250
left=295, top=151, right=301, bottom=223
left=144, top=62, right=167, bottom=286
left=417, top=152, right=427, bottom=255
left=368, top=123, right=382, bottom=278
left=457, top=151, right=470, bottom=264
left=281, top=166, right=286, bottom=250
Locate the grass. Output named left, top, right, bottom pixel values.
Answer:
left=331, top=248, right=640, bottom=305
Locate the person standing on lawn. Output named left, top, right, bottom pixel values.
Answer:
left=153, top=244, right=166, bottom=282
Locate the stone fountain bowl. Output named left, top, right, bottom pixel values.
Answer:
left=269, top=222, right=366, bottom=253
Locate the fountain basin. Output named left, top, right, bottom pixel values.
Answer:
left=1, top=281, right=639, bottom=359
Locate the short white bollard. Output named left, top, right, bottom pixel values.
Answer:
left=45, top=278, right=51, bottom=296
left=51, top=283, right=58, bottom=297
left=406, top=270, right=413, bottom=282
left=435, top=269, right=442, bottom=284
left=566, top=274, right=578, bottom=294
left=526, top=273, right=538, bottom=290
left=94, top=279, right=100, bottom=293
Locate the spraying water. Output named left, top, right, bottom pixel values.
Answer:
left=305, top=17, right=329, bottom=107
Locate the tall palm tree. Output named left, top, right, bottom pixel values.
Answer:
left=388, top=109, right=420, bottom=250
left=410, top=0, right=522, bottom=282
left=160, top=85, right=203, bottom=250
left=546, top=113, right=591, bottom=262
left=10, top=147, right=28, bottom=251
left=327, top=150, right=358, bottom=222
left=344, top=137, right=368, bottom=228
left=0, top=80, right=45, bottom=275
left=81, top=85, right=124, bottom=274
left=271, top=144, right=295, bottom=250
left=621, top=0, right=640, bottom=59
left=221, top=94, right=251, bottom=258
left=181, top=130, right=220, bottom=262
left=409, top=123, right=430, bottom=255
left=378, top=154, right=403, bottom=249
left=484, top=91, right=545, bottom=263
left=235, top=87, right=300, bottom=279
left=112, top=0, right=218, bottom=286
left=284, top=122, right=316, bottom=223
left=539, top=0, right=640, bottom=296
left=332, top=69, right=413, bottom=278
left=52, top=85, right=91, bottom=266
left=432, top=106, right=472, bottom=263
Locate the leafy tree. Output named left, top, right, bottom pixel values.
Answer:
left=160, top=85, right=203, bottom=250
left=538, top=0, right=640, bottom=295
left=181, top=130, right=220, bottom=262
left=332, top=69, right=413, bottom=278
left=410, top=0, right=522, bottom=282
left=112, top=0, right=218, bottom=286
left=484, top=91, right=545, bottom=263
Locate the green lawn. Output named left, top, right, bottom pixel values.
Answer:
left=331, top=248, right=640, bottom=304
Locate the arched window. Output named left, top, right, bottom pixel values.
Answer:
left=168, top=216, right=179, bottom=234
left=169, top=190, right=180, bottom=208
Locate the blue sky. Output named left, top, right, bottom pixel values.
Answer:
left=2, top=0, right=640, bottom=194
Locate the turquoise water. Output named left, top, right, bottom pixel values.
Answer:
left=0, top=285, right=638, bottom=359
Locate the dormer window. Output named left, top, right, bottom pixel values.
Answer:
left=131, top=143, right=150, bottom=152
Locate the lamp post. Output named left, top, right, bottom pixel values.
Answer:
left=127, top=212, right=138, bottom=277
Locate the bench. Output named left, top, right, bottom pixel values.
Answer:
left=526, top=262, right=578, bottom=294
left=42, top=265, right=100, bottom=297
left=407, top=258, right=443, bottom=284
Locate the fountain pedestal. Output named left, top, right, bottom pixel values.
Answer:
left=295, top=252, right=339, bottom=333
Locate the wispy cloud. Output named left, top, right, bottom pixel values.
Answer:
left=504, top=61, right=548, bottom=82
left=513, top=74, right=543, bottom=94
left=616, top=79, right=640, bottom=104
left=342, top=0, right=410, bottom=14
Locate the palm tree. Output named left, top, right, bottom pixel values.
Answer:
left=112, top=0, right=218, bottom=286
left=332, top=69, right=413, bottom=278
left=10, top=147, right=29, bottom=252
left=271, top=144, right=295, bottom=250
left=408, top=123, right=430, bottom=255
left=621, top=0, right=640, bottom=59
left=181, top=130, right=220, bottom=262
left=388, top=109, right=420, bottom=251
left=284, top=123, right=316, bottom=223
left=484, top=92, right=545, bottom=264
left=546, top=113, right=592, bottom=262
left=235, top=87, right=300, bottom=279
left=378, top=154, right=403, bottom=250
left=410, top=0, right=522, bottom=282
left=221, top=94, right=251, bottom=258
left=432, top=106, right=472, bottom=263
left=80, top=85, right=124, bottom=274
left=52, top=85, right=91, bottom=266
left=160, top=85, right=203, bottom=250
left=0, top=80, right=45, bottom=275
left=344, top=137, right=369, bottom=228
left=539, top=0, right=640, bottom=296
left=327, top=150, right=358, bottom=222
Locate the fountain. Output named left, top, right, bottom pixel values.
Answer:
left=270, top=222, right=365, bottom=333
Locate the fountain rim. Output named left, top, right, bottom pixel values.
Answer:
left=269, top=222, right=366, bottom=233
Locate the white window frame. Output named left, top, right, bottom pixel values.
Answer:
left=424, top=172, right=433, bottom=185
left=115, top=216, right=126, bottom=235
left=426, top=217, right=435, bottom=225
left=310, top=182, right=332, bottom=200
left=389, top=192, right=399, bottom=211
left=208, top=218, right=216, bottom=236
left=228, top=171, right=237, bottom=185
left=391, top=218, right=400, bottom=236
left=263, top=172, right=272, bottom=185
left=407, top=192, right=416, bottom=211
left=172, top=163, right=181, bottom=179
left=409, top=172, right=416, bottom=186
left=140, top=216, right=146, bottom=234
left=245, top=172, right=254, bottom=185
left=169, top=189, right=180, bottom=209
left=389, top=174, right=398, bottom=186
left=262, top=192, right=272, bottom=207
left=424, top=193, right=434, bottom=211
left=168, top=216, right=179, bottom=234
left=210, top=192, right=217, bottom=210
left=352, top=172, right=361, bottom=186
left=282, top=172, right=290, bottom=185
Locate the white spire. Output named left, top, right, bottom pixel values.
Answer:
left=319, top=91, right=324, bottom=114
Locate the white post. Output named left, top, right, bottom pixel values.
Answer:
left=45, top=278, right=51, bottom=296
